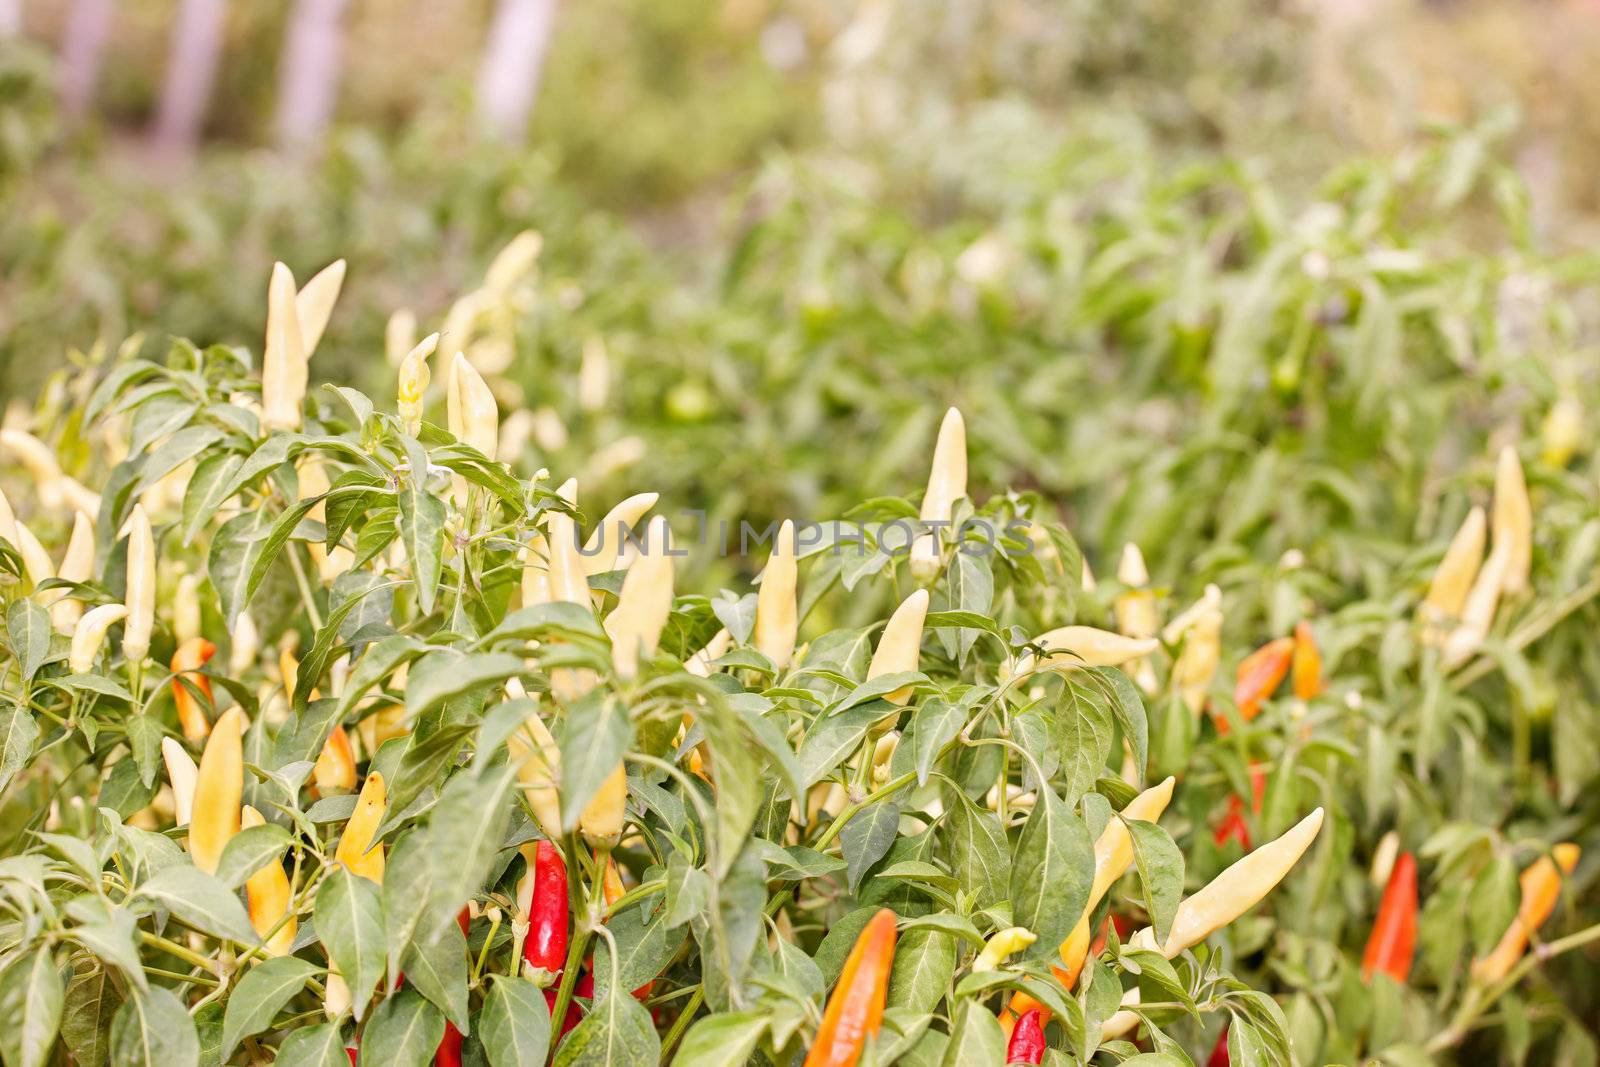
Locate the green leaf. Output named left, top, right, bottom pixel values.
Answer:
left=0, top=947, right=64, bottom=1067
left=841, top=800, right=901, bottom=892
left=1010, top=785, right=1093, bottom=961
left=357, top=987, right=443, bottom=1067
left=213, top=823, right=292, bottom=890
left=220, top=957, right=319, bottom=1059
left=405, top=650, right=524, bottom=721
left=558, top=692, right=633, bottom=834
left=181, top=452, right=244, bottom=544
left=550, top=990, right=660, bottom=1066
left=897, top=698, right=967, bottom=787
left=797, top=702, right=895, bottom=787
left=60, top=968, right=120, bottom=1067
left=271, top=1023, right=349, bottom=1067
left=672, top=1012, right=768, bottom=1067
left=888, top=928, right=958, bottom=1015
left=0, top=703, right=40, bottom=795
left=1057, top=679, right=1115, bottom=801
left=316, top=867, right=387, bottom=1021
left=400, top=915, right=469, bottom=1030
left=109, top=986, right=198, bottom=1067
left=1125, top=818, right=1185, bottom=947
left=940, top=999, right=1006, bottom=1066
left=208, top=508, right=272, bottom=627
left=1091, top=667, right=1148, bottom=782
left=944, top=789, right=1010, bottom=910
left=592, top=905, right=684, bottom=1004
left=7, top=600, right=52, bottom=681
left=1469, top=855, right=1520, bottom=957
left=479, top=977, right=552, bottom=1067
left=132, top=866, right=258, bottom=945
left=397, top=441, right=446, bottom=614
left=242, top=497, right=323, bottom=611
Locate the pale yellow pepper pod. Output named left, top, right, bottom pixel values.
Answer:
left=483, top=230, right=543, bottom=296
left=173, top=573, right=202, bottom=645
left=754, top=519, right=799, bottom=670
left=189, top=708, right=247, bottom=875
left=397, top=333, right=439, bottom=437
left=1493, top=446, right=1532, bottom=596
left=161, top=736, right=198, bottom=827
left=0, top=428, right=63, bottom=509
left=447, top=352, right=500, bottom=509
left=0, top=486, right=17, bottom=545
left=910, top=407, right=967, bottom=580
left=1131, top=807, right=1325, bottom=958
left=1541, top=398, right=1582, bottom=468
left=579, top=764, right=628, bottom=850
left=439, top=291, right=481, bottom=363
left=605, top=516, right=675, bottom=679
left=262, top=262, right=307, bottom=431
left=520, top=532, right=552, bottom=608
left=1166, top=585, right=1223, bottom=716
left=355, top=704, right=408, bottom=757
left=1080, top=556, right=1097, bottom=593
left=971, top=927, right=1037, bottom=972
left=70, top=604, right=128, bottom=673
left=385, top=308, right=418, bottom=366
left=231, top=610, right=261, bottom=675
left=1100, top=989, right=1143, bottom=1041
left=121, top=504, right=156, bottom=665
left=1114, top=543, right=1160, bottom=695
left=298, top=457, right=353, bottom=584
left=866, top=589, right=929, bottom=704
left=1011, top=626, right=1160, bottom=679
left=335, top=772, right=388, bottom=883
left=1442, top=543, right=1510, bottom=669
left=1470, top=843, right=1581, bottom=985
left=313, top=727, right=358, bottom=795
left=1420, top=505, right=1486, bottom=639
left=582, top=492, right=660, bottom=575
left=51, top=511, right=96, bottom=633
left=685, top=628, right=732, bottom=677
left=11, top=519, right=54, bottom=601
left=294, top=259, right=346, bottom=359
left=242, top=805, right=297, bottom=956
left=507, top=705, right=563, bottom=840
left=544, top=480, right=590, bottom=608
left=578, top=335, right=610, bottom=413
left=1369, top=829, right=1400, bottom=889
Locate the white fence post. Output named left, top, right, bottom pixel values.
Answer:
left=275, top=0, right=350, bottom=154
left=151, top=0, right=229, bottom=154
left=474, top=0, right=559, bottom=142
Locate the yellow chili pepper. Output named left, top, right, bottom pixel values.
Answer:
left=1492, top=446, right=1532, bottom=596
left=50, top=510, right=95, bottom=633
left=121, top=504, right=156, bottom=665
left=173, top=572, right=202, bottom=645
left=294, top=259, right=346, bottom=359
left=910, top=407, right=967, bottom=580
left=1130, top=807, right=1325, bottom=958
left=866, top=589, right=929, bottom=704
left=685, top=628, right=732, bottom=677
left=1370, top=830, right=1400, bottom=889
left=1441, top=543, right=1510, bottom=669
left=334, top=771, right=388, bottom=883
left=298, top=457, right=353, bottom=583
left=969, top=926, right=1036, bottom=974
left=11, top=519, right=54, bottom=601
left=1420, top=506, right=1485, bottom=639
left=262, top=262, right=307, bottom=431
left=1167, top=586, right=1223, bottom=716
left=397, top=333, right=439, bottom=437
left=1114, top=543, right=1159, bottom=695
left=578, top=335, right=610, bottom=413
left=1470, top=843, right=1581, bottom=985
left=0, top=428, right=63, bottom=509
left=171, top=637, right=217, bottom=741
left=447, top=352, right=499, bottom=508
left=1099, top=989, right=1143, bottom=1041
left=545, top=480, right=590, bottom=607
left=1080, top=556, right=1097, bottom=593
left=231, top=610, right=260, bottom=675
left=1011, top=626, right=1160, bottom=679
left=507, top=701, right=563, bottom=841
left=0, top=486, right=16, bottom=545
left=355, top=704, right=409, bottom=756
left=580, top=764, right=628, bottom=850
left=582, top=492, right=660, bottom=576
left=189, top=707, right=247, bottom=875
left=242, top=804, right=297, bottom=955
left=1541, top=398, right=1582, bottom=468
left=161, top=736, right=198, bottom=827
left=70, top=604, right=128, bottom=673
left=314, top=727, right=358, bottom=796
left=604, top=516, right=675, bottom=679
left=754, top=520, right=799, bottom=670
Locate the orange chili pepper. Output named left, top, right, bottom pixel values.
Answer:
left=1291, top=620, right=1323, bottom=700
left=804, top=909, right=897, bottom=1067
left=1471, top=844, right=1581, bottom=985
left=1219, top=637, right=1294, bottom=733
left=171, top=638, right=217, bottom=742
left=1361, top=851, right=1417, bottom=983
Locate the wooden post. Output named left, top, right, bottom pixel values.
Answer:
left=59, top=0, right=113, bottom=120
left=275, top=0, right=350, bottom=154
left=474, top=0, right=559, bottom=142
left=151, top=0, right=228, bottom=154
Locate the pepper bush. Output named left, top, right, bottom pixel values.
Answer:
left=0, top=247, right=1594, bottom=1067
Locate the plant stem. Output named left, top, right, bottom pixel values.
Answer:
left=658, top=986, right=704, bottom=1063
left=1451, top=574, right=1600, bottom=690
left=139, top=931, right=219, bottom=972
left=1425, top=921, right=1600, bottom=1053
left=287, top=545, right=325, bottom=632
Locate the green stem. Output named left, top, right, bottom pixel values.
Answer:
left=1425, top=921, right=1600, bottom=1053
left=1450, top=574, right=1600, bottom=690
left=659, top=987, right=704, bottom=1063
left=287, top=544, right=325, bottom=632
left=139, top=931, right=219, bottom=973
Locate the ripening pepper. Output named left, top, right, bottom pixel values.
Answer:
left=1114, top=543, right=1159, bottom=695
left=910, top=408, right=966, bottom=580
left=1212, top=765, right=1266, bottom=851
left=1011, top=626, right=1160, bottom=679
left=1130, top=807, right=1325, bottom=958
left=334, top=772, right=388, bottom=883
left=1005, top=1008, right=1045, bottom=1064
left=314, top=727, right=358, bottom=796
left=1419, top=506, right=1485, bottom=639
left=685, top=628, right=732, bottom=677
left=544, top=480, right=598, bottom=700
left=1220, top=636, right=1294, bottom=734
left=1541, top=398, right=1582, bottom=468
left=1291, top=620, right=1322, bottom=700
left=582, top=492, right=660, bottom=576
left=70, top=604, right=128, bottom=674
left=507, top=698, right=563, bottom=840
left=242, top=804, right=297, bottom=956
left=604, top=515, right=675, bottom=679
left=397, top=333, right=439, bottom=437
left=1442, top=542, right=1510, bottom=669
left=804, top=908, right=897, bottom=1067
left=580, top=766, right=628, bottom=850
left=171, top=637, right=217, bottom=742
left=1361, top=851, right=1417, bottom=983
left=121, top=504, right=156, bottom=665
left=521, top=840, right=569, bottom=984
left=1470, top=843, right=1581, bottom=985
left=446, top=352, right=499, bottom=506
left=865, top=589, right=929, bottom=704
left=295, top=259, right=346, bottom=359
left=1493, top=446, right=1531, bottom=596
left=189, top=707, right=247, bottom=875
left=262, top=262, right=308, bottom=431
left=754, top=520, right=799, bottom=670
left=484, top=230, right=543, bottom=295
left=173, top=573, right=201, bottom=645
left=972, top=927, right=1036, bottom=972
left=1169, top=586, right=1223, bottom=716
left=161, top=737, right=198, bottom=827
left=50, top=511, right=95, bottom=633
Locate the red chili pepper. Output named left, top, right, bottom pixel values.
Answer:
left=523, top=840, right=569, bottom=984
left=543, top=973, right=588, bottom=1038
left=1212, top=765, right=1266, bottom=850
left=1361, top=852, right=1418, bottom=982
left=1005, top=1008, right=1045, bottom=1064
left=346, top=1048, right=358, bottom=1066
left=434, top=1023, right=463, bottom=1067
left=1218, top=637, right=1294, bottom=734
left=1208, top=1027, right=1230, bottom=1067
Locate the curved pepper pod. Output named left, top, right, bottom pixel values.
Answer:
left=1131, top=807, right=1325, bottom=958
left=171, top=637, right=217, bottom=742
left=396, top=333, right=439, bottom=437
left=121, top=504, right=157, bottom=665
left=446, top=352, right=499, bottom=506
left=335, top=772, right=388, bottom=883
left=50, top=510, right=96, bottom=633
left=1470, top=843, right=1580, bottom=985
left=1418, top=506, right=1485, bottom=638
left=1361, top=851, right=1417, bottom=983
left=582, top=492, right=660, bottom=576
left=972, top=927, right=1036, bottom=973
left=161, top=737, right=198, bottom=827
left=314, top=726, right=359, bottom=796
left=865, top=589, right=929, bottom=705
left=1442, top=542, right=1510, bottom=669
left=1208, top=1027, right=1231, bottom=1067
left=294, top=259, right=346, bottom=359
left=1010, top=626, right=1161, bottom=680
left=754, top=520, right=799, bottom=670
left=189, top=707, right=247, bottom=874
left=1169, top=589, right=1223, bottom=716
left=910, top=407, right=967, bottom=580
left=1114, top=543, right=1160, bottom=694
left=1099, top=988, right=1142, bottom=1041
left=579, top=764, right=628, bottom=849
left=1290, top=620, right=1323, bottom=700
left=520, top=840, right=569, bottom=979
left=1005, top=1008, right=1045, bottom=1064
left=262, top=262, right=308, bottom=431
left=685, top=628, right=732, bottom=677
left=1225, top=636, right=1294, bottom=732
left=69, top=604, right=128, bottom=674
left=242, top=805, right=297, bottom=956
left=804, top=908, right=897, bottom=1067
left=508, top=705, right=563, bottom=840
left=604, top=515, right=675, bottom=679
left=1492, top=446, right=1532, bottom=595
